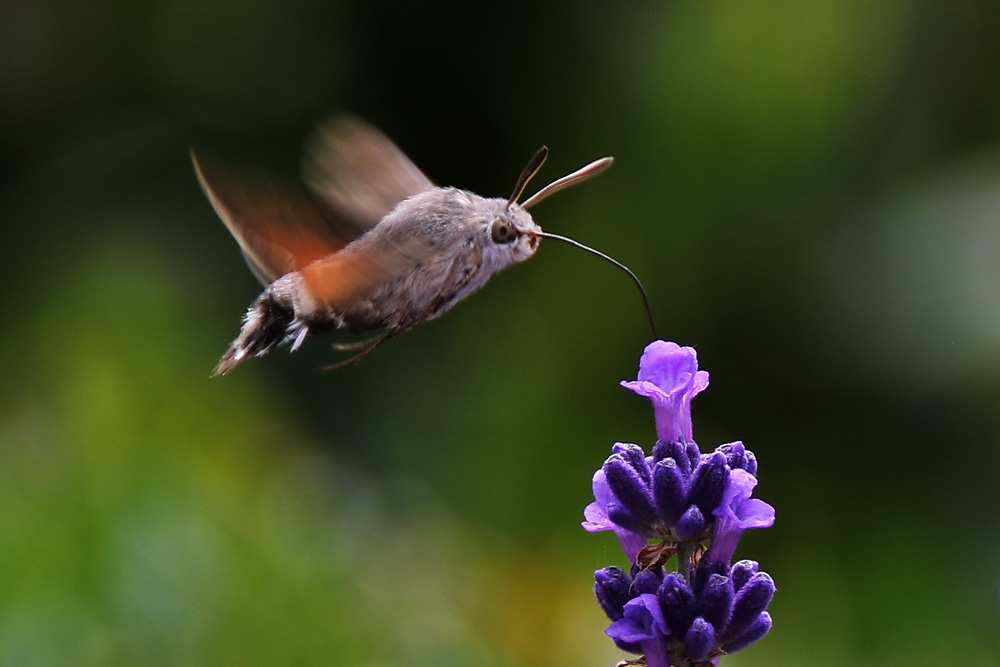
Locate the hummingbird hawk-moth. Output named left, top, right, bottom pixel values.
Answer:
left=193, top=115, right=654, bottom=375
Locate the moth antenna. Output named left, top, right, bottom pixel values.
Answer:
left=537, top=231, right=658, bottom=339
left=507, top=146, right=549, bottom=208
left=522, top=157, right=614, bottom=209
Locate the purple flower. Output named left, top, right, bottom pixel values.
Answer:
left=583, top=442, right=764, bottom=557
left=606, top=594, right=668, bottom=644
left=587, top=340, right=776, bottom=664
left=706, top=469, right=776, bottom=565
left=621, top=341, right=709, bottom=444
left=596, top=561, right=775, bottom=665
left=605, top=595, right=671, bottom=667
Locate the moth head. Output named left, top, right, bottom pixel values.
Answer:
left=485, top=202, right=542, bottom=264
left=486, top=145, right=614, bottom=265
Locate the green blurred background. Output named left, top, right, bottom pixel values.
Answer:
left=3, top=1, right=1000, bottom=665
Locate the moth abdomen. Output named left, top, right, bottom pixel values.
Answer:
left=213, top=290, right=299, bottom=376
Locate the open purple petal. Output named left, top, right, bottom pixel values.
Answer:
left=582, top=469, right=616, bottom=532
left=582, top=500, right=615, bottom=532
left=621, top=341, right=709, bottom=444
left=706, top=469, right=775, bottom=564
left=605, top=594, right=669, bottom=644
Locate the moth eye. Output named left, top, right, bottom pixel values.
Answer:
left=490, top=218, right=516, bottom=244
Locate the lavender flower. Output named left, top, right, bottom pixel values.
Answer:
left=582, top=440, right=769, bottom=563
left=620, top=341, right=709, bottom=444
left=585, top=341, right=776, bottom=665
left=609, top=595, right=671, bottom=667
left=597, top=561, right=775, bottom=666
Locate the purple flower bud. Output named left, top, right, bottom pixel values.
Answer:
left=692, top=559, right=729, bottom=599
left=606, top=504, right=650, bottom=537
left=652, top=459, right=687, bottom=526
left=612, top=443, right=653, bottom=484
left=632, top=568, right=663, bottom=596
left=696, top=573, right=734, bottom=633
left=683, top=442, right=701, bottom=472
left=716, top=441, right=759, bottom=477
left=717, top=441, right=744, bottom=469
left=687, top=452, right=728, bottom=516
left=731, top=560, right=759, bottom=591
left=657, top=573, right=695, bottom=638
left=684, top=617, right=716, bottom=662
left=621, top=341, right=709, bottom=444
left=583, top=469, right=649, bottom=562
left=594, top=567, right=632, bottom=621
left=720, top=611, right=772, bottom=654
left=675, top=505, right=705, bottom=541
left=604, top=455, right=658, bottom=526
left=652, top=441, right=675, bottom=464
left=723, top=573, right=775, bottom=644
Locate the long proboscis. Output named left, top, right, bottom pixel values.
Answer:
left=538, top=231, right=658, bottom=339
left=522, top=157, right=614, bottom=209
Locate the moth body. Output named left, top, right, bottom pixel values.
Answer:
left=213, top=186, right=541, bottom=375
left=194, top=114, right=611, bottom=374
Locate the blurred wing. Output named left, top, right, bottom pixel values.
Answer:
left=298, top=233, right=439, bottom=313
left=192, top=150, right=358, bottom=284
left=303, top=115, right=433, bottom=230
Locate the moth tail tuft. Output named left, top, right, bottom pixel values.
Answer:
left=213, top=292, right=297, bottom=376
